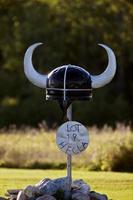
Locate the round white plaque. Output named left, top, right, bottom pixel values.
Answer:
left=56, top=121, right=89, bottom=155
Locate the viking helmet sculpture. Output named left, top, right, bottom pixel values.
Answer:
left=24, top=43, right=116, bottom=112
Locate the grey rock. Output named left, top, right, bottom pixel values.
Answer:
left=72, top=192, right=90, bottom=200
left=72, top=179, right=85, bottom=187
left=9, top=194, right=18, bottom=200
left=28, top=198, right=36, bottom=200
left=90, top=191, right=108, bottom=200
left=72, top=179, right=90, bottom=195
left=7, top=189, right=22, bottom=195
left=38, top=177, right=69, bottom=196
left=23, top=185, right=39, bottom=198
left=36, top=179, right=51, bottom=188
left=36, top=195, right=56, bottom=200
left=17, top=191, right=27, bottom=200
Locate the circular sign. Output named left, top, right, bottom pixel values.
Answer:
left=56, top=121, right=89, bottom=155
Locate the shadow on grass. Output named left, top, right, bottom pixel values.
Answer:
left=0, top=162, right=66, bottom=170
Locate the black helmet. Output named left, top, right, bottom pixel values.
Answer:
left=46, top=65, right=92, bottom=100
left=24, top=43, right=117, bottom=112
left=46, top=65, right=92, bottom=110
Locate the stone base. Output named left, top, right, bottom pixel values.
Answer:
left=3, top=177, right=108, bottom=200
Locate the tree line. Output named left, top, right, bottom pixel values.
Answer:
left=0, top=0, right=133, bottom=128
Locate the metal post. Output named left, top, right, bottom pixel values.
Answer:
left=67, top=104, right=72, bottom=121
left=66, top=104, right=72, bottom=199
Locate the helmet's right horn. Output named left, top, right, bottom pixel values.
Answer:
left=24, top=43, right=47, bottom=88
left=91, top=44, right=117, bottom=88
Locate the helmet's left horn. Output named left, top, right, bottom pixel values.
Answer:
left=24, top=43, right=47, bottom=88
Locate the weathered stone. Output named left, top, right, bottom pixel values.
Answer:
left=17, top=191, right=27, bottom=200
left=23, top=185, right=39, bottom=198
left=72, top=192, right=90, bottom=200
left=36, top=195, right=56, bottom=200
left=36, top=179, right=51, bottom=188
left=28, top=198, right=36, bottom=200
left=5, top=189, right=22, bottom=200
left=72, top=179, right=90, bottom=194
left=10, top=194, right=18, bottom=200
left=72, top=179, right=85, bottom=188
left=7, top=190, right=22, bottom=195
left=38, top=177, right=69, bottom=196
left=90, top=191, right=108, bottom=200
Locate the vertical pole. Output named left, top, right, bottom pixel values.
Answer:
left=67, top=104, right=72, bottom=121
left=66, top=104, right=72, bottom=199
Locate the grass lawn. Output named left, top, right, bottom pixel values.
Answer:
left=0, top=168, right=133, bottom=200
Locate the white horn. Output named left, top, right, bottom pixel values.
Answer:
left=91, top=44, right=116, bottom=88
left=24, top=43, right=47, bottom=88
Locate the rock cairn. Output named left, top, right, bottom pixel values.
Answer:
left=2, top=177, right=108, bottom=200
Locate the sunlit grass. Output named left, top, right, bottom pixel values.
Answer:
left=0, top=126, right=133, bottom=199
left=0, top=125, right=133, bottom=171
left=0, top=168, right=133, bottom=200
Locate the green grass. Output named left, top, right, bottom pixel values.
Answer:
left=0, top=168, right=133, bottom=200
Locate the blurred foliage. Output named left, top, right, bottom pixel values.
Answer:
left=0, top=0, right=133, bottom=127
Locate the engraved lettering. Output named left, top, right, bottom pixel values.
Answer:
left=67, top=124, right=71, bottom=132
left=66, top=145, right=72, bottom=154
left=67, top=134, right=70, bottom=140
left=82, top=142, right=88, bottom=148
left=59, top=141, right=68, bottom=149
left=72, top=147, right=80, bottom=154
left=77, top=144, right=82, bottom=152
left=66, top=124, right=81, bottom=132
left=73, top=133, right=77, bottom=141
left=57, top=122, right=88, bottom=155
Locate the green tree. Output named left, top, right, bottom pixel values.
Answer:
left=0, top=0, right=133, bottom=127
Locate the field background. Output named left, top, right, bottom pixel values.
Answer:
left=0, top=126, right=133, bottom=200
left=0, top=168, right=133, bottom=200
left=0, top=126, right=133, bottom=171
left=0, top=1, right=133, bottom=199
